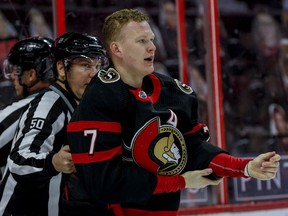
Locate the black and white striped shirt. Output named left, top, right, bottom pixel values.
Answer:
left=0, top=93, right=40, bottom=180
left=0, top=83, right=77, bottom=216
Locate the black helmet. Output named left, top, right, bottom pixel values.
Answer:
left=3, top=36, right=55, bottom=81
left=53, top=32, right=109, bottom=68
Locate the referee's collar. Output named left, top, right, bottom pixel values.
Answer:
left=50, top=82, right=78, bottom=110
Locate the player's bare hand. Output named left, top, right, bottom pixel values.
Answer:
left=52, top=145, right=76, bottom=174
left=181, top=168, right=223, bottom=189
left=247, top=151, right=280, bottom=180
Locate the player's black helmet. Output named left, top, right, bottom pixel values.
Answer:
left=3, top=36, right=55, bottom=81
left=53, top=32, right=109, bottom=69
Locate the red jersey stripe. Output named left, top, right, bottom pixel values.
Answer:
left=67, top=121, right=122, bottom=133
left=122, top=208, right=177, bottom=216
left=71, top=146, right=122, bottom=164
left=184, top=123, right=206, bottom=135
left=153, top=175, right=185, bottom=194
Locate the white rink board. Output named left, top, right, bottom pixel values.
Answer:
left=193, top=208, right=288, bottom=216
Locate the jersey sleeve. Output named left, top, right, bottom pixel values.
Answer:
left=7, top=91, right=66, bottom=185
left=0, top=96, right=33, bottom=174
left=183, top=134, right=226, bottom=178
left=68, top=77, right=159, bottom=204
left=166, top=77, right=248, bottom=180
left=161, top=75, right=227, bottom=178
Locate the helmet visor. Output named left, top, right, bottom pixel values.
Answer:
left=63, top=55, right=109, bottom=72
left=2, top=59, right=21, bottom=80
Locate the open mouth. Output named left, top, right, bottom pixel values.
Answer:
left=144, top=56, right=154, bottom=62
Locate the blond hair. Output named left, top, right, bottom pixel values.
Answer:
left=102, top=9, right=149, bottom=54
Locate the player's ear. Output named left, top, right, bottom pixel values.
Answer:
left=29, top=69, right=37, bottom=81
left=110, top=42, right=122, bottom=58
left=56, top=61, right=66, bottom=81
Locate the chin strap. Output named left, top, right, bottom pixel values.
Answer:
left=57, top=78, right=80, bottom=102
left=58, top=59, right=81, bottom=102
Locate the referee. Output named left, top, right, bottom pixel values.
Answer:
left=0, top=36, right=54, bottom=180
left=0, top=32, right=109, bottom=216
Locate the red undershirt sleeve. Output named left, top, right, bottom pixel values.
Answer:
left=209, top=153, right=252, bottom=178
left=153, top=153, right=252, bottom=194
left=153, top=175, right=186, bottom=194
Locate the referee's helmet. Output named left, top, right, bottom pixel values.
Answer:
left=3, top=36, right=55, bottom=81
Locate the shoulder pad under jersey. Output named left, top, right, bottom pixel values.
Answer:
left=82, top=68, right=130, bottom=112
left=153, top=72, right=194, bottom=95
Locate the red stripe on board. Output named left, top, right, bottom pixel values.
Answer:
left=72, top=146, right=122, bottom=164
left=207, top=0, right=228, bottom=205
left=123, top=208, right=177, bottom=216
left=67, top=121, right=121, bottom=133
left=53, top=0, right=66, bottom=36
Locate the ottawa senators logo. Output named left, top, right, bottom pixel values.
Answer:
left=174, top=79, right=193, bottom=94
left=132, top=117, right=187, bottom=175
left=98, top=68, right=120, bottom=83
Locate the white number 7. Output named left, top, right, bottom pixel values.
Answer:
left=84, top=129, right=97, bottom=155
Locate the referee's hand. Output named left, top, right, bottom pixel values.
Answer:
left=182, top=168, right=223, bottom=189
left=52, top=145, right=76, bottom=174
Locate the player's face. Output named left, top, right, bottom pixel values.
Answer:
left=67, top=57, right=101, bottom=99
left=9, top=66, right=24, bottom=98
left=117, top=21, right=156, bottom=77
left=13, top=74, right=24, bottom=98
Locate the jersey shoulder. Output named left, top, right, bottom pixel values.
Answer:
left=0, top=96, right=33, bottom=118
left=153, top=72, right=194, bottom=95
left=27, top=89, right=63, bottom=117
left=82, top=68, right=131, bottom=111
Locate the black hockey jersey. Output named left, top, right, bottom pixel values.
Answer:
left=67, top=68, right=224, bottom=215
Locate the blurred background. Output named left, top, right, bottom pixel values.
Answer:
left=1, top=0, right=288, bottom=215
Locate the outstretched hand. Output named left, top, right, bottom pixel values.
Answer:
left=182, top=168, right=223, bottom=189
left=52, top=145, right=76, bottom=174
left=247, top=151, right=280, bottom=180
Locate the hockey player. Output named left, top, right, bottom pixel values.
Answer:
left=0, top=32, right=109, bottom=216
left=67, top=9, right=280, bottom=216
left=0, top=36, right=54, bottom=180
